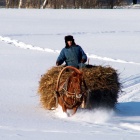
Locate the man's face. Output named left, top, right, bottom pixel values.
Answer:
left=67, top=41, right=72, bottom=46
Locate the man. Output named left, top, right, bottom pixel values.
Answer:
left=56, top=35, right=87, bottom=68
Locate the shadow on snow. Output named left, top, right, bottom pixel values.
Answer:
left=117, top=102, right=140, bottom=116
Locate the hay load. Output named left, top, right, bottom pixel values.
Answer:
left=38, top=65, right=121, bottom=110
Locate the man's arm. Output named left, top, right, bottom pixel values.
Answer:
left=56, top=49, right=66, bottom=66
left=80, top=47, right=87, bottom=63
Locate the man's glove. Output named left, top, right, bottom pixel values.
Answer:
left=56, top=62, right=59, bottom=66
left=81, top=59, right=86, bottom=63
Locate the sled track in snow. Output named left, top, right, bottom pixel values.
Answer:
left=0, top=36, right=60, bottom=53
left=119, top=74, right=140, bottom=102
left=1, top=35, right=140, bottom=65
left=3, top=30, right=140, bottom=37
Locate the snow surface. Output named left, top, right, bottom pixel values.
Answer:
left=0, top=9, right=140, bottom=140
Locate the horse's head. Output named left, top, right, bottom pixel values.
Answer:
left=68, top=71, right=83, bottom=98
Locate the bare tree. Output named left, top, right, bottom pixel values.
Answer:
left=42, top=0, right=48, bottom=8
left=38, top=0, right=41, bottom=8
left=74, top=0, right=80, bottom=8
left=54, top=0, right=57, bottom=9
left=5, top=0, right=10, bottom=8
left=19, top=0, right=23, bottom=8
left=3, top=0, right=129, bottom=9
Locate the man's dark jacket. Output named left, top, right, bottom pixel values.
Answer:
left=56, top=45, right=87, bottom=68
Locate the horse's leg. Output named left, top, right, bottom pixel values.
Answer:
left=62, top=106, right=67, bottom=113
left=61, top=102, right=73, bottom=117
left=71, top=107, right=78, bottom=116
left=61, top=103, right=67, bottom=113
left=58, top=97, right=67, bottom=113
left=81, top=95, right=86, bottom=108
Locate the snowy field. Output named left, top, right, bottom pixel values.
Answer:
left=0, top=9, right=140, bottom=140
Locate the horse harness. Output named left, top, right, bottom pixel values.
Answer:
left=56, top=77, right=87, bottom=109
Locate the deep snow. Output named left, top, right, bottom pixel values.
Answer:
left=0, top=9, right=140, bottom=140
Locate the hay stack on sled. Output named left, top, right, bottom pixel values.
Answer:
left=38, top=65, right=121, bottom=110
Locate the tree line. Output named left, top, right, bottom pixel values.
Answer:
left=0, top=0, right=138, bottom=9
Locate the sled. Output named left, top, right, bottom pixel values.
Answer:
left=38, top=65, right=121, bottom=115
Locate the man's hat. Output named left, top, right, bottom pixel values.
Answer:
left=64, top=35, right=74, bottom=42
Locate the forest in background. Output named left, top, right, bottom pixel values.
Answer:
left=0, top=0, right=138, bottom=9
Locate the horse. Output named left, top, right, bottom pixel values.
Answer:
left=55, top=66, right=87, bottom=116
